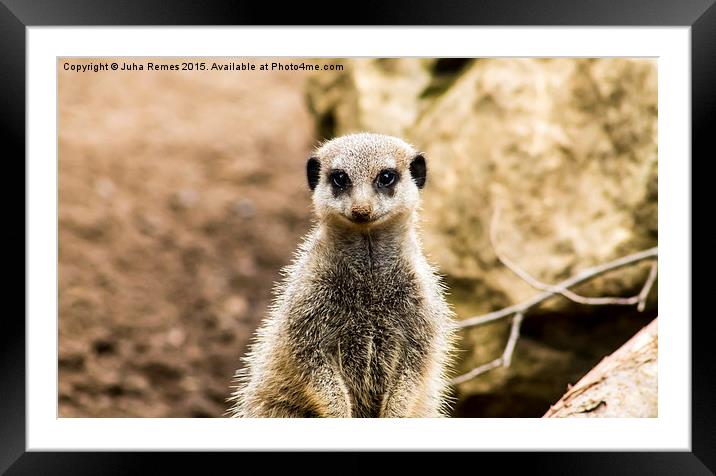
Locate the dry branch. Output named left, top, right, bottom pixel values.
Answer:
left=543, top=318, right=658, bottom=418
left=451, top=209, right=658, bottom=386
left=452, top=312, right=524, bottom=385
left=456, top=247, right=657, bottom=330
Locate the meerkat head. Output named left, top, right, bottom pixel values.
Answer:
left=306, top=133, right=427, bottom=230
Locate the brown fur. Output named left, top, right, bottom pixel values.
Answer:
left=228, top=133, right=456, bottom=417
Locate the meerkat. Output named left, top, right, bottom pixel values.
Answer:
left=228, top=132, right=456, bottom=418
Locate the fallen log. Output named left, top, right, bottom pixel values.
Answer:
left=544, top=318, right=658, bottom=418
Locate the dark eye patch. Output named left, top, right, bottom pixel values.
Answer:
left=329, top=169, right=351, bottom=193
left=375, top=169, right=399, bottom=188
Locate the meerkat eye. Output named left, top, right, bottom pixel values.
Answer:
left=376, top=169, right=397, bottom=188
left=330, top=170, right=350, bottom=189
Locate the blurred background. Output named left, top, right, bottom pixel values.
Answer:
left=58, top=58, right=657, bottom=418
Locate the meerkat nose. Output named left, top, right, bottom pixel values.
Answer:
left=351, top=205, right=373, bottom=223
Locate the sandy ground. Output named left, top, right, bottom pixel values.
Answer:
left=58, top=58, right=316, bottom=417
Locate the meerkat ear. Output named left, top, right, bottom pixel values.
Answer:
left=306, top=157, right=321, bottom=191
left=409, top=154, right=427, bottom=189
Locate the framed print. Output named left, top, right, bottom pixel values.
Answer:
left=5, top=0, right=714, bottom=472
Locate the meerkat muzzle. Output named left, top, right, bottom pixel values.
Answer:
left=351, top=205, right=373, bottom=223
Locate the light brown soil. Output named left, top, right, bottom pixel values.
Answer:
left=58, top=58, right=316, bottom=417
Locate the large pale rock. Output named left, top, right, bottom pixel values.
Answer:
left=414, top=58, right=657, bottom=312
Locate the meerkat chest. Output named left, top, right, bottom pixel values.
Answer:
left=285, top=234, right=435, bottom=416
left=315, top=252, right=430, bottom=416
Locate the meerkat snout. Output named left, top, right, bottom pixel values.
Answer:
left=351, top=204, right=373, bottom=223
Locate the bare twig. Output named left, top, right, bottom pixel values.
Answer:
left=451, top=357, right=504, bottom=385
left=637, top=261, right=658, bottom=312
left=451, top=312, right=526, bottom=385
left=451, top=208, right=658, bottom=386
left=501, top=312, right=524, bottom=367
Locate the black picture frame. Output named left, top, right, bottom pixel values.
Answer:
left=4, top=0, right=712, bottom=472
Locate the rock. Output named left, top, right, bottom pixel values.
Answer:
left=306, top=58, right=437, bottom=138
left=230, top=198, right=256, bottom=219
left=222, top=296, right=248, bottom=316
left=413, top=59, right=657, bottom=308
left=167, top=327, right=186, bottom=347
left=124, top=373, right=150, bottom=394
left=94, top=177, right=116, bottom=198
left=169, top=189, right=199, bottom=211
